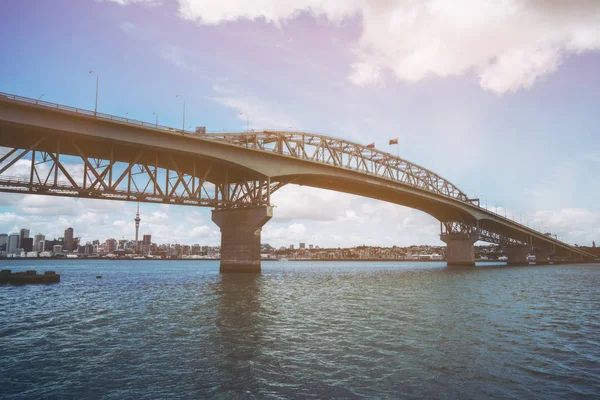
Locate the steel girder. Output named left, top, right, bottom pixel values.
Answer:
left=0, top=135, right=282, bottom=208
left=203, top=131, right=470, bottom=202
left=441, top=220, right=528, bottom=246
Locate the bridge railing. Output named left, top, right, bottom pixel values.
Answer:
left=0, top=92, right=184, bottom=134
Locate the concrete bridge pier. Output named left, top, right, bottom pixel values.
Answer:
left=440, top=233, right=478, bottom=267
left=212, top=205, right=273, bottom=273
left=504, top=245, right=533, bottom=266
left=534, top=249, right=554, bottom=265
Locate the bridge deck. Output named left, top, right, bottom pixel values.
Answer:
left=0, top=92, right=595, bottom=260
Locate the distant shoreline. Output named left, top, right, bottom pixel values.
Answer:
left=0, top=257, right=220, bottom=262
left=0, top=258, right=507, bottom=263
left=285, top=259, right=505, bottom=262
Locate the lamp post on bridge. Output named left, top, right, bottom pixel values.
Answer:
left=153, top=112, right=158, bottom=128
left=88, top=70, right=99, bottom=117
left=176, top=94, right=185, bottom=132
left=239, top=112, right=249, bottom=132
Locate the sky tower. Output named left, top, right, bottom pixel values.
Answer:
left=134, top=204, right=141, bottom=253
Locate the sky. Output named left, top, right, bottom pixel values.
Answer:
left=0, top=0, right=599, bottom=248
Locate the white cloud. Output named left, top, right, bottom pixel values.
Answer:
left=177, top=0, right=600, bottom=93
left=528, top=208, right=600, bottom=246
left=0, top=212, right=25, bottom=225
left=209, top=84, right=298, bottom=130
left=98, top=0, right=161, bottom=6
left=120, top=21, right=135, bottom=34
left=271, top=185, right=351, bottom=222
left=266, top=184, right=441, bottom=247
left=263, top=223, right=308, bottom=243
left=158, top=46, right=199, bottom=71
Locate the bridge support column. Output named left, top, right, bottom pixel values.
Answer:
left=504, top=245, right=532, bottom=266
left=212, top=206, right=273, bottom=273
left=440, top=233, right=478, bottom=267
left=534, top=249, right=554, bottom=265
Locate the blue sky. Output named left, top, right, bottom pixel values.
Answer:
left=0, top=0, right=599, bottom=248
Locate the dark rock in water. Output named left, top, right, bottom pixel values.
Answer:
left=0, top=270, right=60, bottom=284
left=96, top=275, right=102, bottom=279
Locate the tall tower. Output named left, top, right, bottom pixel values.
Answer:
left=134, top=204, right=141, bottom=253
left=64, top=227, right=74, bottom=252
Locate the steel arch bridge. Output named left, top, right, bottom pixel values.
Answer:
left=0, top=92, right=595, bottom=269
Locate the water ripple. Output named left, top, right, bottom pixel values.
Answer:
left=0, top=260, right=599, bottom=399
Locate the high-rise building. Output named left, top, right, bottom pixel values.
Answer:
left=8, top=234, right=20, bottom=254
left=309, top=244, right=314, bottom=249
left=19, top=228, right=29, bottom=245
left=21, top=237, right=33, bottom=252
left=142, top=235, right=151, bottom=254
left=64, top=227, right=74, bottom=252
left=299, top=242, right=306, bottom=249
left=37, top=240, right=45, bottom=253
left=106, top=238, right=117, bottom=253
left=134, top=205, right=141, bottom=253
left=0, top=233, right=8, bottom=252
left=33, top=233, right=45, bottom=251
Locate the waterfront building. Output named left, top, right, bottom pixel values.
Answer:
left=19, top=228, right=30, bottom=245
left=0, top=233, right=7, bottom=251
left=21, top=237, right=33, bottom=252
left=7, top=233, right=20, bottom=254
left=300, top=242, right=306, bottom=249
left=64, top=227, right=74, bottom=251
left=43, top=238, right=63, bottom=252
left=106, top=238, right=117, bottom=253
left=52, top=244, right=63, bottom=254
left=33, top=233, right=45, bottom=251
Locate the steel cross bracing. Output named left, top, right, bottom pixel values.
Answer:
left=441, top=220, right=529, bottom=246
left=203, top=131, right=471, bottom=202
left=0, top=136, right=282, bottom=208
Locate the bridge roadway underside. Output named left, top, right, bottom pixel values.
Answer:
left=0, top=97, right=596, bottom=272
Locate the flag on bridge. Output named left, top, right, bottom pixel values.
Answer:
left=389, top=138, right=398, bottom=145
left=367, top=142, right=375, bottom=148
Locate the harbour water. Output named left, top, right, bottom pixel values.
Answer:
left=1, top=260, right=599, bottom=399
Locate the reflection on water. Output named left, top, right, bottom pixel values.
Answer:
left=213, top=273, right=264, bottom=395
left=1, top=260, right=599, bottom=399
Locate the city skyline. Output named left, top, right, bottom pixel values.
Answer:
left=0, top=0, right=599, bottom=248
